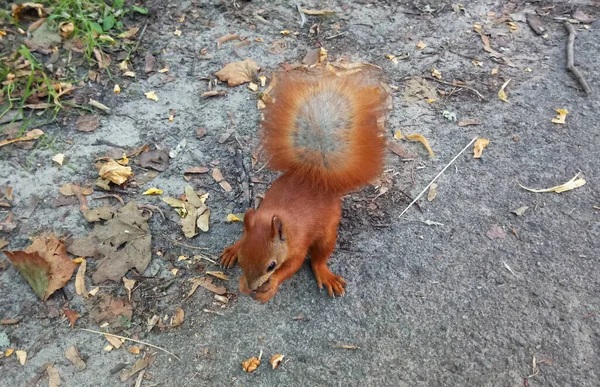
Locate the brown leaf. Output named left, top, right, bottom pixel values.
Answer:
left=189, top=276, right=226, bottom=296
left=185, top=166, right=209, bottom=175
left=46, top=364, right=61, bottom=387
left=58, top=21, right=74, bottom=38
left=0, top=212, right=17, bottom=232
left=171, top=307, right=184, bottom=328
left=473, top=138, right=490, bottom=159
left=144, top=54, right=156, bottom=73
left=206, top=271, right=229, bottom=281
left=139, top=150, right=170, bottom=172
left=120, top=354, right=155, bottom=382
left=98, top=160, right=133, bottom=185
left=196, top=127, right=207, bottom=138
left=75, top=115, right=100, bottom=132
left=387, top=142, right=417, bottom=160
left=201, top=90, right=227, bottom=98
left=215, top=59, right=260, bottom=87
left=242, top=357, right=260, bottom=373
left=182, top=203, right=198, bottom=238
left=572, top=10, right=596, bottom=24
left=197, top=208, right=210, bottom=232
left=63, top=308, right=79, bottom=328
left=75, top=259, right=89, bottom=297
left=104, top=334, right=122, bottom=349
left=69, top=202, right=151, bottom=284
left=457, top=119, right=481, bottom=127
left=184, top=186, right=205, bottom=208
left=0, top=238, right=10, bottom=250
left=270, top=354, right=284, bottom=369
left=3, top=235, right=76, bottom=300
left=89, top=294, right=133, bottom=327
left=65, top=345, right=86, bottom=371
left=0, top=129, right=44, bottom=148
left=427, top=183, right=438, bottom=201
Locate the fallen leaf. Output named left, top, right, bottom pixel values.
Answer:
left=0, top=212, right=17, bottom=232
left=174, top=28, right=182, bottom=36
left=0, top=238, right=9, bottom=249
left=171, top=307, right=184, bottom=328
left=387, top=142, right=416, bottom=160
left=139, top=149, right=170, bottom=171
left=88, top=287, right=99, bottom=296
left=89, top=294, right=133, bottom=327
left=147, top=315, right=159, bottom=332
left=68, top=202, right=151, bottom=284
left=15, top=350, right=26, bottom=365
left=551, top=109, right=568, bottom=124
left=491, top=67, right=499, bottom=75
left=427, top=183, right=438, bottom=201
left=572, top=10, right=596, bottom=24
left=117, top=27, right=139, bottom=39
left=416, top=41, right=427, bottom=50
left=206, top=271, right=229, bottom=281
left=169, top=138, right=187, bottom=159
left=123, top=71, right=135, bottom=78
left=98, top=160, right=133, bottom=185
left=486, top=224, right=506, bottom=240
left=458, top=119, right=481, bottom=127
left=63, top=308, right=79, bottom=328
left=65, top=345, right=86, bottom=371
left=128, top=346, right=141, bottom=355
left=512, top=206, right=529, bottom=216
left=498, top=79, right=511, bottom=102
left=142, top=188, right=163, bottom=195
left=114, top=84, right=121, bottom=94
left=144, top=91, right=158, bottom=101
left=75, top=115, right=100, bottom=132
left=473, top=138, right=490, bottom=158
left=0, top=129, right=44, bottom=148
left=184, top=186, right=205, bottom=208
left=242, top=357, right=260, bottom=373
left=3, top=235, right=76, bottom=300
left=185, top=166, right=209, bottom=175
left=52, top=153, right=65, bottom=166
left=144, top=54, right=155, bottom=73
left=270, top=354, right=284, bottom=369
left=201, top=90, right=227, bottom=98
left=120, top=354, right=155, bottom=382
left=188, top=276, right=226, bottom=296
left=58, top=21, right=74, bottom=38
left=104, top=334, right=123, bottom=349
left=182, top=203, right=198, bottom=238
left=405, top=134, right=434, bottom=157
left=226, top=213, right=241, bottom=222
left=5, top=348, right=14, bottom=357
left=75, top=259, right=89, bottom=297
left=431, top=68, right=442, bottom=79
left=215, top=59, right=260, bottom=87
left=519, top=173, right=586, bottom=194
left=161, top=197, right=185, bottom=208
left=123, top=277, right=136, bottom=301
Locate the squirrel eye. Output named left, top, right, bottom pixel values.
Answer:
left=267, top=261, right=276, bottom=272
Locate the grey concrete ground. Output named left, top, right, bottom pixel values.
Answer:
left=1, top=0, right=599, bottom=386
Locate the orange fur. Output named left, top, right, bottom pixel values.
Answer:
left=220, top=68, right=388, bottom=302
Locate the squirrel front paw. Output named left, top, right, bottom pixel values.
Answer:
left=253, top=278, right=279, bottom=303
left=313, top=265, right=346, bottom=297
left=220, top=245, right=239, bottom=268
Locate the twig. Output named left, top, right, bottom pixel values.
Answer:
left=130, top=22, right=149, bottom=58
left=296, top=3, right=307, bottom=28
left=399, top=137, right=478, bottom=218
left=397, top=188, right=423, bottom=212
left=80, top=328, right=181, bottom=360
left=325, top=32, right=346, bottom=40
left=423, top=76, right=486, bottom=101
left=564, top=22, right=592, bottom=95
left=157, top=236, right=209, bottom=250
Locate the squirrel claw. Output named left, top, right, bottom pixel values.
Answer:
left=220, top=245, right=238, bottom=268
left=314, top=265, right=346, bottom=297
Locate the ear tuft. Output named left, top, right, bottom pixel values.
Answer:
left=272, top=216, right=285, bottom=241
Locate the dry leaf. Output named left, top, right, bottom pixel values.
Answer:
left=427, top=183, right=438, bottom=201
left=162, top=197, right=185, bottom=208
left=185, top=166, right=209, bottom=174
left=65, top=345, right=86, bottom=371
left=551, top=109, right=568, bottom=124
left=59, top=22, right=74, bottom=38
left=458, top=119, right=481, bottom=127
left=128, top=346, right=141, bottom=355
left=0, top=129, right=44, bottom=148
left=114, top=84, right=121, bottom=94
left=89, top=294, right=133, bottom=327
left=473, top=138, right=490, bottom=158
left=46, top=364, right=61, bottom=387
left=188, top=276, right=226, bottom=296
left=63, top=308, right=79, bottom=328
left=512, top=206, right=529, bottom=216
left=405, top=134, right=434, bottom=157
left=270, top=354, right=284, bottom=369
left=242, top=357, right=260, bottom=373
left=117, top=27, right=139, bottom=39
left=182, top=203, right=198, bottom=238
left=104, top=334, right=123, bottom=349
left=486, top=224, right=506, bottom=240
left=416, top=41, right=427, bottom=49
left=498, top=79, right=511, bottom=102
left=197, top=208, right=210, bottom=232
left=123, top=277, right=136, bottom=301
left=142, top=188, right=162, bottom=195
left=491, top=67, right=499, bottom=75
left=226, top=213, right=241, bottom=222
left=171, top=307, right=184, bottom=328
left=206, top=271, right=229, bottom=281
left=144, top=91, right=158, bottom=101
left=98, top=159, right=133, bottom=185
left=15, top=350, right=26, bottom=365
left=52, top=153, right=65, bottom=166
left=75, top=259, right=89, bottom=297
left=215, top=59, right=260, bottom=87
left=139, top=149, right=169, bottom=171
left=5, top=349, right=14, bottom=357
left=124, top=71, right=135, bottom=77
left=519, top=173, right=586, bottom=193
left=174, top=28, right=182, bottom=36
left=184, top=186, right=205, bottom=207
left=3, top=235, right=76, bottom=300
left=431, top=68, right=442, bottom=79
left=120, top=354, right=155, bottom=382
left=76, top=115, right=100, bottom=132
left=301, top=8, right=335, bottom=15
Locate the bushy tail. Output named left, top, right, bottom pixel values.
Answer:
left=262, top=68, right=388, bottom=194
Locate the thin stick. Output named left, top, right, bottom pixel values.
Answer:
left=564, top=22, right=592, bottom=95
left=158, top=236, right=209, bottom=250
left=399, top=136, right=478, bottom=218
left=424, top=77, right=486, bottom=101
left=80, top=328, right=181, bottom=361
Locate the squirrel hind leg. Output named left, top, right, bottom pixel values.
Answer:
left=309, top=233, right=346, bottom=297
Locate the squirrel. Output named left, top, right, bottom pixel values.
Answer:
left=220, top=67, right=388, bottom=303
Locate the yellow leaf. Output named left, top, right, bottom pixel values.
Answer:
left=98, top=160, right=133, bottom=185
left=174, top=29, right=182, bottom=36
left=431, top=68, right=442, bottom=79
left=472, top=59, right=483, bottom=67
left=72, top=257, right=85, bottom=264
left=405, top=134, right=434, bottom=157
left=114, top=84, right=121, bottom=94
left=5, top=349, right=14, bottom=357
left=52, top=153, right=65, bottom=166
left=491, top=67, right=499, bottom=75
left=248, top=82, right=258, bottom=92
left=168, top=114, right=174, bottom=122
left=123, top=71, right=135, bottom=78
left=144, top=91, right=158, bottom=101
left=520, top=173, right=586, bottom=194
left=226, top=213, right=241, bottom=222
left=473, top=23, right=483, bottom=33
left=178, top=255, right=189, bottom=261
left=206, top=271, right=230, bottom=281
left=280, top=30, right=291, bottom=35
left=473, top=138, right=490, bottom=158
left=393, top=130, right=403, bottom=140
left=507, top=21, right=519, bottom=32
left=498, top=79, right=511, bottom=102
left=142, top=187, right=162, bottom=195
left=416, top=41, right=427, bottom=50
left=551, top=109, right=568, bottom=124
left=15, top=350, right=26, bottom=365
left=117, top=153, right=129, bottom=165
left=171, top=268, right=179, bottom=275
left=426, top=98, right=435, bottom=103
left=118, top=60, right=128, bottom=71
left=159, top=67, right=169, bottom=73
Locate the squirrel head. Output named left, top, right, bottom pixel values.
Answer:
left=238, top=209, right=288, bottom=290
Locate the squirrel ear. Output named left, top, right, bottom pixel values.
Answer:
left=244, top=208, right=256, bottom=232
left=271, top=216, right=285, bottom=242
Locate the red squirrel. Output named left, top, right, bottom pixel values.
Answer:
left=220, top=67, right=388, bottom=302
